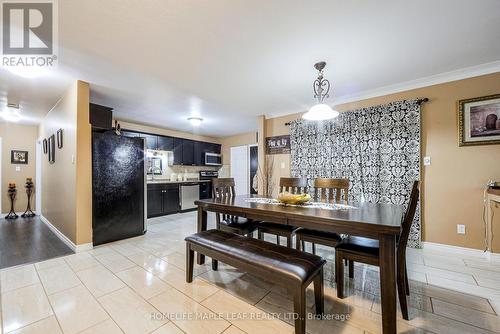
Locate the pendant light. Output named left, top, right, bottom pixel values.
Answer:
left=302, top=61, right=339, bottom=121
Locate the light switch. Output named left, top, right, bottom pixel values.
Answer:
left=457, top=224, right=466, bottom=235
left=280, top=162, right=285, bottom=169
left=423, top=156, right=431, bottom=166
left=15, top=166, right=21, bottom=172
left=72, top=155, right=76, bottom=164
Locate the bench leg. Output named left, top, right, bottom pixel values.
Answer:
left=348, top=260, right=354, bottom=279
left=335, top=251, right=344, bottom=298
left=293, top=288, right=306, bottom=334
left=276, top=235, right=280, bottom=245
left=287, top=234, right=292, bottom=248
left=296, top=234, right=302, bottom=250
left=186, top=243, right=194, bottom=283
left=212, top=259, right=218, bottom=271
left=258, top=229, right=264, bottom=240
left=313, top=268, right=324, bottom=315
left=312, top=243, right=316, bottom=255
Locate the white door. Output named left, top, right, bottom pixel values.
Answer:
left=230, top=145, right=249, bottom=195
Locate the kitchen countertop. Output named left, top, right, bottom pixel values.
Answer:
left=147, top=179, right=211, bottom=184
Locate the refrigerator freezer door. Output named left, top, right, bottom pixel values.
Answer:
left=92, top=132, right=146, bottom=246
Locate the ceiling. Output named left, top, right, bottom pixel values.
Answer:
left=1, top=0, right=500, bottom=136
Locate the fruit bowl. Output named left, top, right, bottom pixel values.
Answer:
left=277, top=192, right=311, bottom=205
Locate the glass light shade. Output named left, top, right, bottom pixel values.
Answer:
left=188, top=117, right=203, bottom=126
left=1, top=110, right=21, bottom=122
left=302, top=103, right=339, bottom=121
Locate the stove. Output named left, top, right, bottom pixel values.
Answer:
left=199, top=171, right=218, bottom=199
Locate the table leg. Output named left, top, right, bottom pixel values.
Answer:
left=379, top=233, right=397, bottom=334
left=196, top=206, right=207, bottom=265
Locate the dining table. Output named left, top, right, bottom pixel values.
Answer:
left=194, top=194, right=404, bottom=334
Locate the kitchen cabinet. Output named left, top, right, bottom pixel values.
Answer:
left=142, top=134, right=158, bottom=150
left=182, top=139, right=195, bottom=165
left=173, top=138, right=183, bottom=165
left=157, top=136, right=173, bottom=151
left=147, top=183, right=180, bottom=217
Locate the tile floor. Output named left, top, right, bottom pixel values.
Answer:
left=1, top=211, right=499, bottom=334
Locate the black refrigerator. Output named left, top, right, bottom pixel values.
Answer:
left=92, top=131, right=146, bottom=246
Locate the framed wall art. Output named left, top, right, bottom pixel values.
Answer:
left=458, top=94, right=500, bottom=146
left=11, top=150, right=28, bottom=164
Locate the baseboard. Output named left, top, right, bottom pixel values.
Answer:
left=422, top=241, right=496, bottom=258
left=39, top=215, right=93, bottom=253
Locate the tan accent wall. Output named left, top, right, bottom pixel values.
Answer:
left=117, top=120, right=220, bottom=144
left=39, top=80, right=92, bottom=245
left=0, top=123, right=38, bottom=213
left=256, top=72, right=500, bottom=250
left=219, top=131, right=256, bottom=165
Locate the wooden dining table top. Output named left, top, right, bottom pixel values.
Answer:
left=195, top=194, right=404, bottom=236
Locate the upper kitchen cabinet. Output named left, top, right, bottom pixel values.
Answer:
left=142, top=134, right=158, bottom=150
left=182, top=139, right=195, bottom=165
left=173, top=137, right=183, bottom=165
left=157, top=136, right=174, bottom=151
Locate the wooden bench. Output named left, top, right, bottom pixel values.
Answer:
left=185, top=230, right=326, bottom=334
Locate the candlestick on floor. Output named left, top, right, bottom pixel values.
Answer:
left=6, top=183, right=18, bottom=219
left=21, top=178, right=35, bottom=218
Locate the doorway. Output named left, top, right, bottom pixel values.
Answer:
left=249, top=145, right=258, bottom=194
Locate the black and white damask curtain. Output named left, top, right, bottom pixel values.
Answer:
left=290, top=99, right=421, bottom=248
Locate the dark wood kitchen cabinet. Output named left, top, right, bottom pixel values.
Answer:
left=157, top=135, right=173, bottom=151
left=147, top=183, right=180, bottom=217
left=173, top=138, right=183, bottom=165
left=182, top=139, right=195, bottom=165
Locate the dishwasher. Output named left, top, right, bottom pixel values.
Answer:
left=181, top=183, right=200, bottom=211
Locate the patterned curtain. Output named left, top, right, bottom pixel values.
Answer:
left=290, top=99, right=421, bottom=248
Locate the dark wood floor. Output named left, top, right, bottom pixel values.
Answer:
left=0, top=216, right=74, bottom=269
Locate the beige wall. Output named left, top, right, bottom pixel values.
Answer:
left=39, top=81, right=92, bottom=245
left=256, top=72, right=500, bottom=250
left=219, top=131, right=256, bottom=165
left=0, top=123, right=38, bottom=213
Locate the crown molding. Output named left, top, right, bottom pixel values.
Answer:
left=266, top=60, right=500, bottom=120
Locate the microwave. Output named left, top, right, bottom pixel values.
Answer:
left=205, top=152, right=222, bottom=166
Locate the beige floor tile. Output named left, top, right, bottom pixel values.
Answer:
left=408, top=263, right=476, bottom=284
left=201, top=290, right=294, bottom=334
left=111, top=244, right=143, bottom=256
left=163, top=252, right=210, bottom=276
left=222, top=325, right=247, bottom=334
left=0, top=265, right=39, bottom=293
left=87, top=246, right=118, bottom=257
left=432, top=298, right=500, bottom=332
left=149, top=288, right=231, bottom=334
left=1, top=284, right=53, bottom=333
left=64, top=253, right=100, bottom=272
left=98, top=287, right=167, bottom=334
left=78, top=319, right=123, bottom=334
left=126, top=252, right=170, bottom=275
left=410, top=283, right=495, bottom=314
left=116, top=266, right=170, bottom=299
left=426, top=275, right=500, bottom=300
left=76, top=265, right=125, bottom=297
left=95, top=252, right=136, bottom=273
left=475, top=275, right=500, bottom=291
left=34, top=257, right=67, bottom=271
left=150, top=322, right=184, bottom=334
left=198, top=270, right=269, bottom=305
left=37, top=264, right=82, bottom=295
left=9, top=316, right=62, bottom=334
left=48, top=285, right=109, bottom=334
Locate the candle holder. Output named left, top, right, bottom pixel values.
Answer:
left=5, top=183, right=18, bottom=219
left=21, top=178, right=35, bottom=218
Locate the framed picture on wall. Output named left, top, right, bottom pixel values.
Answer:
left=48, top=134, right=56, bottom=164
left=458, top=94, right=500, bottom=146
left=43, top=139, right=48, bottom=154
left=57, top=128, right=63, bottom=148
left=11, top=150, right=28, bottom=164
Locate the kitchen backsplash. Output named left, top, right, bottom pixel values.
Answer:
left=148, top=150, right=220, bottom=180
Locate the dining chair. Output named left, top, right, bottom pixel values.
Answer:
left=334, top=181, right=419, bottom=321
left=256, top=177, right=307, bottom=248
left=212, top=178, right=261, bottom=237
left=295, top=178, right=349, bottom=255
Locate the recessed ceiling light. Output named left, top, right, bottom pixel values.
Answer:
left=188, top=117, right=203, bottom=126
left=1, top=110, right=21, bottom=122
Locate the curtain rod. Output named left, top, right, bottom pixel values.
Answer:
left=284, top=98, right=429, bottom=126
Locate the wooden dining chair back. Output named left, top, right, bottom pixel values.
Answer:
left=279, top=177, right=308, bottom=194
left=313, top=178, right=349, bottom=203
left=212, top=178, right=236, bottom=199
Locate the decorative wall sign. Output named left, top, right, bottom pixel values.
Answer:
left=43, top=139, right=48, bottom=154
left=266, top=135, right=291, bottom=154
left=57, top=128, right=63, bottom=148
left=458, top=94, right=500, bottom=146
left=48, top=134, right=56, bottom=164
left=11, top=150, right=28, bottom=164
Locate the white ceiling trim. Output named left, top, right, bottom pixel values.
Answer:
left=266, top=60, right=500, bottom=119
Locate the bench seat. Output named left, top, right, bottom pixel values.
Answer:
left=185, top=229, right=326, bottom=334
